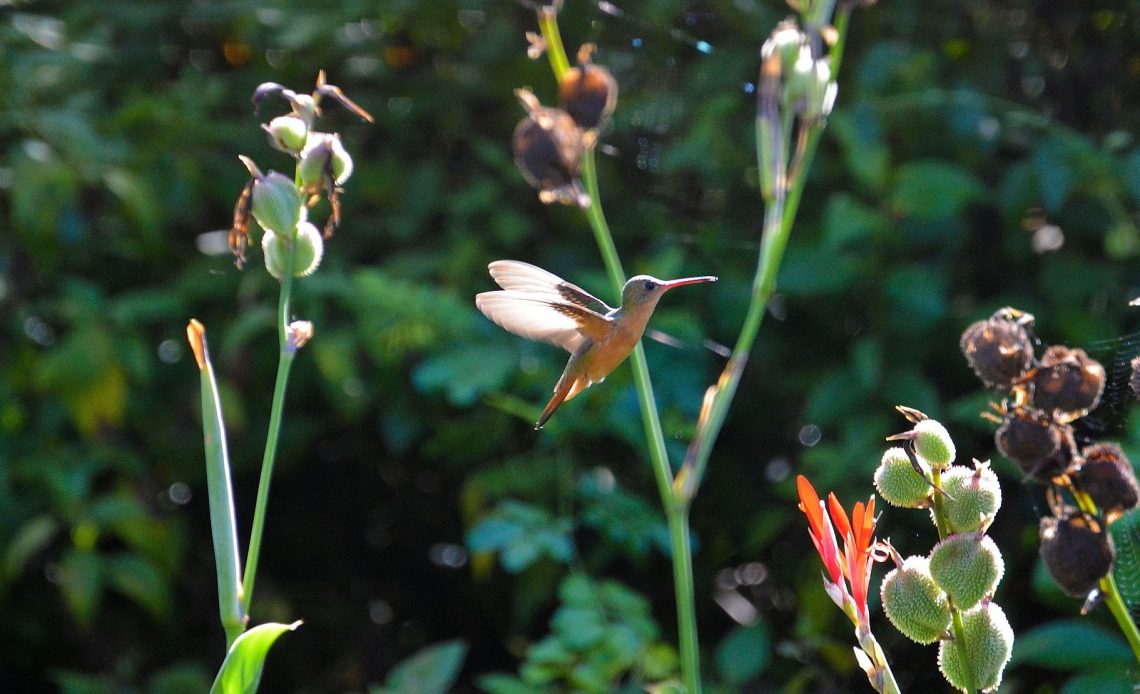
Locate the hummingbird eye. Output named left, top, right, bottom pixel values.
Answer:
left=643, top=280, right=655, bottom=291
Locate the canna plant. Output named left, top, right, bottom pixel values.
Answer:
left=186, top=72, right=371, bottom=693
left=471, top=0, right=868, bottom=691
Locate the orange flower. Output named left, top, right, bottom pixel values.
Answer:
left=797, top=475, right=844, bottom=586
left=830, top=493, right=877, bottom=622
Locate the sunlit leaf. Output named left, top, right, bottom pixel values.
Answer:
left=372, top=640, right=467, bottom=694
left=210, top=621, right=301, bottom=694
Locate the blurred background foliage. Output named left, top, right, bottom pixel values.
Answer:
left=4, top=0, right=1140, bottom=691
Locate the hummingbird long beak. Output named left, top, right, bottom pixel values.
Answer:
left=660, top=275, right=718, bottom=290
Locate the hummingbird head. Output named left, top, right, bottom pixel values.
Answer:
left=620, top=274, right=717, bottom=311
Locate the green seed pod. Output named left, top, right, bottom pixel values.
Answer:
left=881, top=555, right=951, bottom=645
left=300, top=133, right=354, bottom=189
left=263, top=115, right=308, bottom=154
left=929, top=533, right=1004, bottom=610
left=874, top=446, right=932, bottom=508
left=937, top=601, right=1014, bottom=691
left=263, top=220, right=324, bottom=279
left=913, top=419, right=955, bottom=469
left=251, top=171, right=303, bottom=237
left=938, top=463, right=1002, bottom=534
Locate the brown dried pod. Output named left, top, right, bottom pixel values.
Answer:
left=1072, top=443, right=1140, bottom=522
left=512, top=89, right=587, bottom=207
left=1130, top=355, right=1140, bottom=401
left=995, top=407, right=1072, bottom=481
left=1030, top=345, right=1105, bottom=422
left=559, top=44, right=618, bottom=133
left=1039, top=512, right=1115, bottom=599
left=960, top=309, right=1034, bottom=389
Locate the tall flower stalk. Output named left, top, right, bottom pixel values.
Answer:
left=508, top=2, right=865, bottom=690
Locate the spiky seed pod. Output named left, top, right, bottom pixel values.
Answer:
left=263, top=220, right=324, bottom=279
left=938, top=463, right=1002, bottom=534
left=875, top=446, right=932, bottom=508
left=1040, top=513, right=1115, bottom=598
left=250, top=171, right=303, bottom=237
left=512, top=90, right=586, bottom=207
left=1072, top=443, right=1140, bottom=521
left=263, top=115, right=308, bottom=154
left=960, top=310, right=1034, bottom=389
left=880, top=556, right=951, bottom=645
left=929, top=533, right=1004, bottom=610
left=937, top=601, right=1014, bottom=692
left=995, top=408, right=1070, bottom=481
left=912, top=419, right=955, bottom=469
left=1030, top=345, right=1106, bottom=422
left=558, top=46, right=617, bottom=132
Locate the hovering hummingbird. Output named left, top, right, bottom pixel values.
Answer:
left=475, top=260, right=717, bottom=429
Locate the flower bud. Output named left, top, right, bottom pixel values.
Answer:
left=300, top=133, right=354, bottom=189
left=880, top=555, right=951, bottom=645
left=1031, top=345, right=1105, bottom=423
left=251, top=171, right=303, bottom=237
left=960, top=308, right=1034, bottom=389
left=913, top=419, right=955, bottom=469
left=263, top=220, right=324, bottom=279
left=929, top=533, right=1004, bottom=610
left=559, top=45, right=617, bottom=132
left=1040, top=512, right=1115, bottom=598
left=874, top=446, right=932, bottom=508
left=938, top=463, right=1002, bottom=534
left=263, top=115, right=308, bottom=154
left=1072, top=443, right=1140, bottom=521
left=937, top=601, right=1013, bottom=691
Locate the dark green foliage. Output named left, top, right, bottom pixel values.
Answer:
left=4, top=0, right=1140, bottom=691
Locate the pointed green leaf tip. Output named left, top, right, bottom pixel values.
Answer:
left=938, top=601, right=1013, bottom=691
left=874, top=446, right=932, bottom=508
left=929, top=533, right=1004, bottom=610
left=210, top=620, right=302, bottom=694
left=913, top=419, right=955, bottom=469
left=881, top=556, right=951, bottom=645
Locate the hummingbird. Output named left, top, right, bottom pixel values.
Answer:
left=475, top=260, right=717, bottom=429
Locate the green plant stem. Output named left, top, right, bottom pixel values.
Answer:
left=1072, top=489, right=1140, bottom=665
left=241, top=235, right=299, bottom=616
left=538, top=14, right=701, bottom=691
left=682, top=9, right=852, bottom=496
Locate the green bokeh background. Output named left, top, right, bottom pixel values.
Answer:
left=4, top=1, right=1140, bottom=691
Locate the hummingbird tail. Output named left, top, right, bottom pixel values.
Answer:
left=535, top=373, right=588, bottom=429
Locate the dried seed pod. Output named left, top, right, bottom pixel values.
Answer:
left=995, top=407, right=1069, bottom=480
left=1072, top=443, right=1140, bottom=522
left=960, top=309, right=1035, bottom=389
left=1039, top=512, right=1115, bottom=598
left=1130, top=355, right=1140, bottom=400
left=559, top=44, right=617, bottom=133
left=512, top=89, right=587, bottom=207
left=1030, top=345, right=1105, bottom=422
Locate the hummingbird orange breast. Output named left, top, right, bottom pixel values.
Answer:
left=579, top=311, right=651, bottom=385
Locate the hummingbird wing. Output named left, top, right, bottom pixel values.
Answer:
left=487, top=260, right=613, bottom=314
left=475, top=291, right=611, bottom=355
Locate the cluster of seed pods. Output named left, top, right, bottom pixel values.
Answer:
left=961, top=308, right=1140, bottom=600
left=511, top=44, right=618, bottom=207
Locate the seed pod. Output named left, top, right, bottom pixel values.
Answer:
left=937, top=463, right=1002, bottom=534
left=937, top=601, right=1014, bottom=691
left=512, top=90, right=586, bottom=207
left=300, top=133, right=354, bottom=189
left=559, top=44, right=617, bottom=132
left=874, top=446, right=932, bottom=508
left=263, top=220, right=324, bottom=279
left=929, top=533, right=1004, bottom=610
left=1039, top=512, right=1115, bottom=598
left=1129, top=355, right=1140, bottom=401
left=251, top=171, right=303, bottom=238
left=880, top=555, right=951, bottom=645
left=994, top=408, right=1070, bottom=481
left=1030, top=345, right=1105, bottom=422
left=263, top=115, right=308, bottom=154
left=960, top=309, right=1034, bottom=389
left=1072, top=443, right=1140, bottom=522
left=912, top=419, right=955, bottom=469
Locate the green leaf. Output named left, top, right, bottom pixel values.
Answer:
left=465, top=501, right=575, bottom=573
left=1060, top=667, right=1137, bottom=694
left=57, top=548, right=103, bottom=627
left=210, top=621, right=302, bottom=694
left=474, top=673, right=545, bottom=694
left=1009, top=620, right=1132, bottom=671
left=4, top=515, right=59, bottom=579
left=104, top=553, right=172, bottom=620
left=374, top=640, right=467, bottom=694
left=890, top=160, right=985, bottom=221
left=714, top=623, right=772, bottom=685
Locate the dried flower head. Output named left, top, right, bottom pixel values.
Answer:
left=960, top=308, right=1035, bottom=389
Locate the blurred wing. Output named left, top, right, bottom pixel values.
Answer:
left=476, top=291, right=611, bottom=354
left=487, top=260, right=612, bottom=314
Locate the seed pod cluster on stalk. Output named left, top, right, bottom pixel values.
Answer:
left=875, top=407, right=1013, bottom=691
left=960, top=307, right=1139, bottom=604
left=511, top=42, right=618, bottom=208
